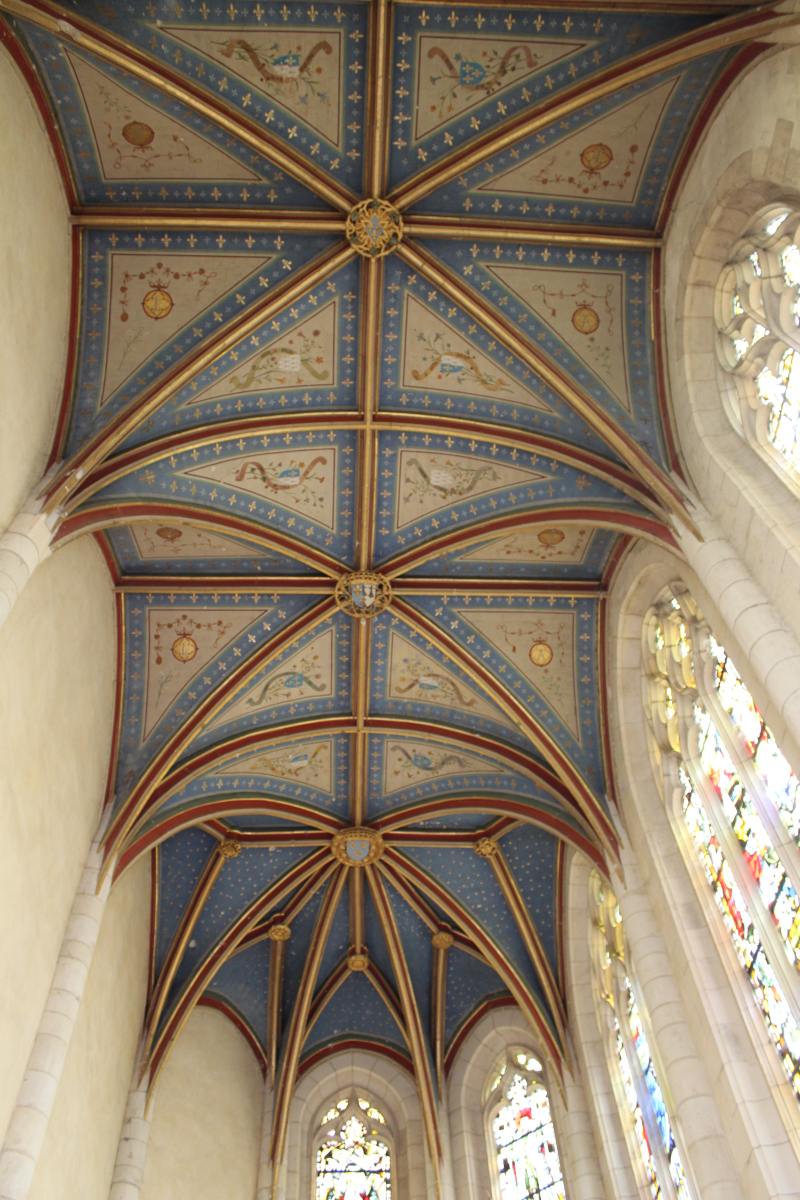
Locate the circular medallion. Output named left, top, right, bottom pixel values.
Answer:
left=346, top=198, right=404, bottom=259
left=268, top=923, right=292, bottom=942
left=348, top=952, right=369, bottom=972
left=537, top=527, right=565, bottom=548
left=432, top=929, right=455, bottom=950
left=156, top=525, right=183, bottom=543
left=122, top=120, right=155, bottom=148
left=171, top=633, right=198, bottom=663
left=142, top=287, right=174, bottom=321
left=580, top=142, right=613, bottom=172
left=571, top=305, right=600, bottom=335
left=529, top=640, right=554, bottom=668
left=331, top=827, right=384, bottom=867
left=218, top=838, right=241, bottom=860
left=474, top=837, right=498, bottom=859
left=335, top=571, right=392, bottom=622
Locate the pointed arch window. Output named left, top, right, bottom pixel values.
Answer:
left=643, top=591, right=800, bottom=1099
left=315, top=1093, right=392, bottom=1200
left=485, top=1048, right=566, bottom=1200
left=592, top=875, right=693, bottom=1200
left=715, top=205, right=800, bottom=481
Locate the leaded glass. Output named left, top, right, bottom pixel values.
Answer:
left=693, top=701, right=800, bottom=966
left=709, top=636, right=800, bottom=845
left=716, top=206, right=800, bottom=480
left=611, top=1007, right=662, bottom=1199
left=624, top=978, right=691, bottom=1200
left=645, top=596, right=800, bottom=1100
left=680, top=767, right=800, bottom=1097
left=316, top=1096, right=391, bottom=1200
left=594, top=880, right=693, bottom=1200
left=488, top=1058, right=566, bottom=1200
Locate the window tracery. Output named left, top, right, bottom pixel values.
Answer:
left=715, top=205, right=800, bottom=481
left=314, top=1093, right=392, bottom=1200
left=485, top=1047, right=566, bottom=1200
left=643, top=591, right=800, bottom=1099
left=592, top=875, right=692, bottom=1200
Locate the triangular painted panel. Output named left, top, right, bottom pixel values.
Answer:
left=400, top=294, right=551, bottom=412
left=387, top=631, right=518, bottom=733
left=477, top=77, right=679, bottom=204
left=457, top=525, right=596, bottom=566
left=486, top=263, right=631, bottom=412
left=453, top=607, right=581, bottom=741
left=163, top=25, right=345, bottom=148
left=183, top=446, right=336, bottom=529
left=67, top=51, right=260, bottom=182
left=395, top=447, right=548, bottom=527
left=382, top=738, right=503, bottom=796
left=143, top=604, right=269, bottom=738
left=211, top=628, right=335, bottom=727
left=101, top=249, right=272, bottom=404
left=414, top=34, right=586, bottom=141
left=190, top=298, right=338, bottom=403
left=219, top=739, right=335, bottom=795
left=129, top=522, right=272, bottom=562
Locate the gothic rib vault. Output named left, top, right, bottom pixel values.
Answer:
left=0, top=0, right=787, bottom=1179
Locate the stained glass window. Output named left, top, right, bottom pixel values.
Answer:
left=593, top=879, right=693, bottom=1200
left=486, top=1050, right=566, bottom=1200
left=715, top=206, right=800, bottom=480
left=315, top=1094, right=391, bottom=1200
left=644, top=593, right=800, bottom=1099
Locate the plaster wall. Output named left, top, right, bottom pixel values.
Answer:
left=664, top=44, right=800, bottom=648
left=0, top=44, right=70, bottom=532
left=27, top=855, right=150, bottom=1200
left=140, top=1007, right=263, bottom=1200
left=0, top=536, right=115, bottom=1141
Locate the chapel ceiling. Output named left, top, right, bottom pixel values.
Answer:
left=1, top=0, right=780, bottom=1178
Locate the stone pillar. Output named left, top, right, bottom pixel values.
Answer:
left=0, top=838, right=111, bottom=1200
left=677, top=501, right=800, bottom=766
left=555, top=1069, right=608, bottom=1200
left=107, top=1076, right=152, bottom=1200
left=255, top=1084, right=273, bottom=1200
left=614, top=852, right=745, bottom=1200
left=0, top=497, right=56, bottom=631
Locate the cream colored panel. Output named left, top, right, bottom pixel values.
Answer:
left=141, top=1007, right=262, bottom=1200
left=27, top=856, right=150, bottom=1200
left=0, top=47, right=70, bottom=530
left=0, top=537, right=115, bottom=1139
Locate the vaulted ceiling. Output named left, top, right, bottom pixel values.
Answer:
left=3, top=0, right=779, bottom=1177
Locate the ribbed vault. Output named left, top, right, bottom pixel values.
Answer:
left=1, top=0, right=784, bottom=1182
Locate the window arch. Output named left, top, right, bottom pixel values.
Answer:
left=643, top=588, right=800, bottom=1099
left=314, top=1092, right=392, bottom=1200
left=591, top=872, right=693, bottom=1200
left=484, top=1047, right=566, bottom=1200
left=715, top=204, right=800, bottom=482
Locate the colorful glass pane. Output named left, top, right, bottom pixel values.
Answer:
left=709, top=637, right=800, bottom=845
left=492, top=1073, right=566, bottom=1200
left=623, top=977, right=691, bottom=1200
left=316, top=1110, right=391, bottom=1200
left=611, top=1006, right=661, bottom=1199
left=680, top=767, right=800, bottom=1097
left=693, top=701, right=800, bottom=967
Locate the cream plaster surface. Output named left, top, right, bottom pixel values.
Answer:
left=26, top=856, right=149, bottom=1200
left=140, top=1007, right=262, bottom=1200
left=664, top=44, right=800, bottom=650
left=0, top=45, right=70, bottom=533
left=0, top=537, right=115, bottom=1141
